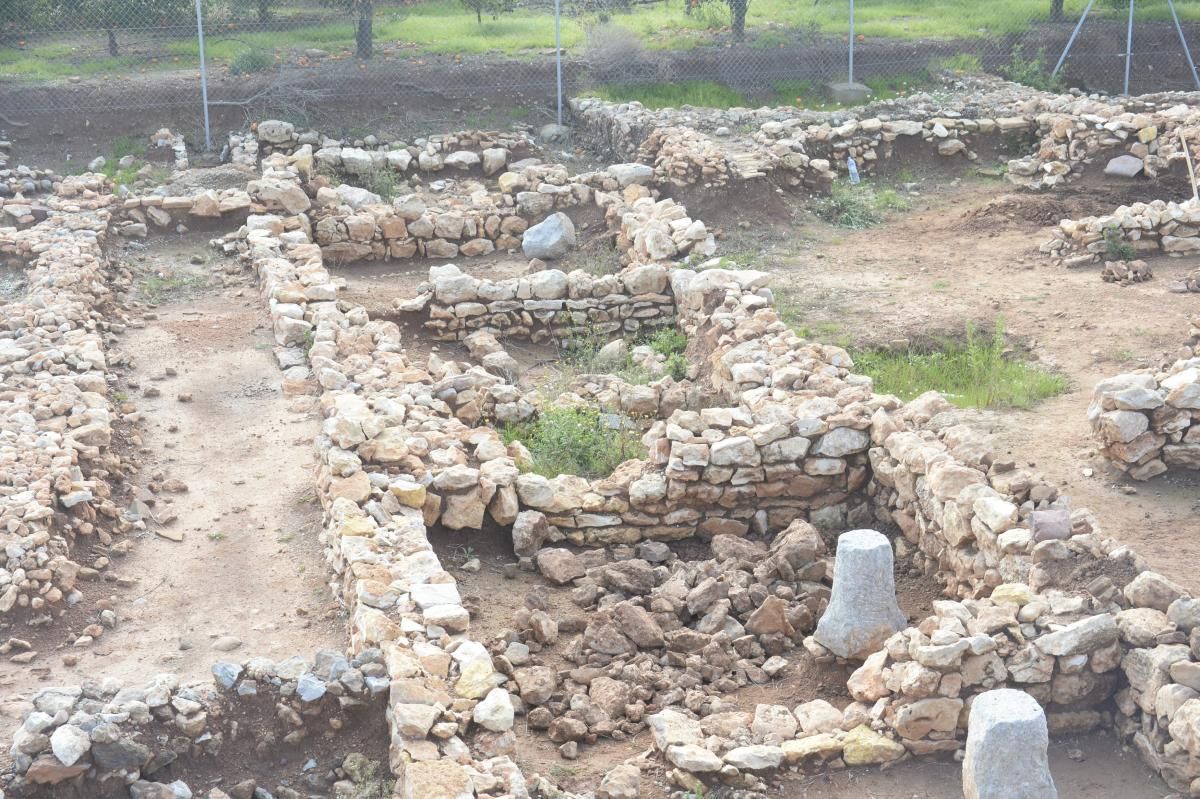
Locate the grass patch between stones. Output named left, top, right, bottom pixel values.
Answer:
left=500, top=405, right=646, bottom=478
left=813, top=180, right=912, bottom=228
left=852, top=321, right=1068, bottom=409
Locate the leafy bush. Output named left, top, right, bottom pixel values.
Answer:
left=814, top=181, right=911, bottom=229
left=1103, top=225, right=1135, bottom=261
left=501, top=406, right=645, bottom=478
left=230, top=49, right=274, bottom=75
left=664, top=352, right=689, bottom=381
left=646, top=327, right=687, bottom=358
left=853, top=320, right=1068, bottom=409
left=1000, top=46, right=1063, bottom=92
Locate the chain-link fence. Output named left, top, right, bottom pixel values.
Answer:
left=3, top=0, right=1200, bottom=148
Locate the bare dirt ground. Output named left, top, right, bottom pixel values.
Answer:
left=705, top=174, right=1200, bottom=596
left=0, top=235, right=341, bottom=747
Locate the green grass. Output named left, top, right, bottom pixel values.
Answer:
left=500, top=406, right=646, bottom=478
left=4, top=0, right=1200, bottom=82
left=583, top=80, right=748, bottom=109
left=852, top=321, right=1068, bottom=409
left=587, top=68, right=939, bottom=112
left=814, top=180, right=911, bottom=228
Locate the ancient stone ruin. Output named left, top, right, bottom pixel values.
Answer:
left=1, top=72, right=1200, bottom=799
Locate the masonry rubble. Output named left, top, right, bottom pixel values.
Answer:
left=1089, top=329, right=1200, bottom=479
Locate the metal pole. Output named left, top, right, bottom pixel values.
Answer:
left=554, top=0, right=563, bottom=127
left=1052, top=0, right=1097, bottom=78
left=848, top=0, right=855, bottom=84
left=1167, top=0, right=1200, bottom=91
left=1124, top=0, right=1135, bottom=95
left=195, top=0, right=212, bottom=150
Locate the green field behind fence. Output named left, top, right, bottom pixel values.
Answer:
left=4, top=0, right=1199, bottom=83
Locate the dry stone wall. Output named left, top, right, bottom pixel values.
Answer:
left=0, top=175, right=128, bottom=625
left=1043, top=198, right=1200, bottom=269
left=7, top=649, right=389, bottom=797
left=1089, top=333, right=1200, bottom=480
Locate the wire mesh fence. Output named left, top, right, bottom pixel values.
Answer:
left=3, top=0, right=1200, bottom=147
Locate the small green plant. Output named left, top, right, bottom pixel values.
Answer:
left=853, top=320, right=1068, bottom=409
left=302, top=328, right=316, bottom=354
left=1103, top=225, right=1135, bottom=261
left=646, top=327, right=687, bottom=358
left=229, top=49, right=274, bottom=75
left=112, top=391, right=129, bottom=402
left=362, top=165, right=398, bottom=202
left=501, top=406, right=646, bottom=478
left=450, top=545, right=477, bottom=565
left=207, top=532, right=226, bottom=542
left=1000, top=46, right=1063, bottom=92
left=814, top=181, right=911, bottom=229
left=664, top=352, right=689, bottom=381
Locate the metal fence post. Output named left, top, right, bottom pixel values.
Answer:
left=1167, top=0, right=1200, bottom=91
left=1052, top=0, right=1096, bottom=79
left=848, top=0, right=855, bottom=84
left=195, top=0, right=212, bottom=150
left=1124, top=0, right=1135, bottom=95
left=554, top=0, right=563, bottom=127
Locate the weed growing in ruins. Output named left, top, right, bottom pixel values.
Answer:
left=646, top=327, right=687, bottom=358
left=500, top=406, right=645, bottom=478
left=814, top=181, right=911, bottom=229
left=664, top=352, right=689, bottom=380
left=361, top=164, right=398, bottom=202
left=853, top=320, right=1068, bottom=409
left=1104, top=225, right=1136, bottom=261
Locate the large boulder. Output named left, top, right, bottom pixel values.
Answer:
left=521, top=212, right=576, bottom=260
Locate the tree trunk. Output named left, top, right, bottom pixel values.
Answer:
left=729, top=0, right=748, bottom=40
left=258, top=0, right=272, bottom=22
left=356, top=1, right=373, bottom=59
left=106, top=27, right=118, bottom=57
left=476, top=7, right=482, bottom=24
left=1050, top=0, right=1063, bottom=21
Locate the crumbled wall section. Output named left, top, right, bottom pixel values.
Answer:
left=1044, top=199, right=1200, bottom=266
left=1089, top=318, right=1200, bottom=480
left=0, top=175, right=125, bottom=623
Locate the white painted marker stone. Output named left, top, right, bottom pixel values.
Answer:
left=813, top=529, right=906, bottom=660
left=963, top=689, right=1057, bottom=799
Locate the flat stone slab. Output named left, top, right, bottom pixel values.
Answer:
left=1104, top=154, right=1144, bottom=178
left=826, top=81, right=872, bottom=104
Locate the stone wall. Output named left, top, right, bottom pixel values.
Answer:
left=0, top=175, right=126, bottom=624
left=1089, top=335, right=1200, bottom=480
left=1043, top=198, right=1200, bottom=270
left=7, top=649, right=389, bottom=797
